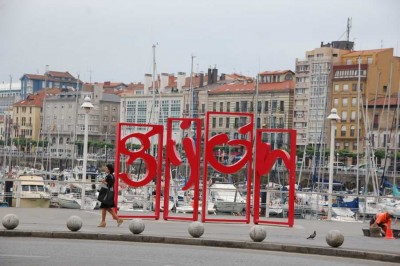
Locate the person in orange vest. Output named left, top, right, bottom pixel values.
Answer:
left=370, top=210, right=395, bottom=236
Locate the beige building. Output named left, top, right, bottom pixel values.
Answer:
left=331, top=48, right=400, bottom=158
left=12, top=89, right=61, bottom=151
left=207, top=70, right=294, bottom=149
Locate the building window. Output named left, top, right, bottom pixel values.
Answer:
left=346, top=59, right=352, bottom=65
left=342, top=98, right=348, bottom=107
left=240, top=101, right=247, bottom=112
left=226, top=117, right=230, bottom=128
left=264, top=101, right=269, bottom=112
left=373, top=114, right=379, bottom=128
left=271, top=100, right=277, bottom=113
left=235, top=102, right=239, bottom=112
left=201, top=104, right=205, bottom=113
left=343, top=84, right=349, bottom=91
left=351, top=111, right=356, bottom=121
left=218, top=117, right=223, bottom=127
left=367, top=57, right=373, bottom=64
left=351, top=97, right=356, bottom=107
left=219, top=102, right=223, bottom=112
left=341, top=111, right=347, bottom=122
left=280, top=101, right=284, bottom=112
left=341, top=126, right=346, bottom=137
left=234, top=118, right=239, bottom=128
left=335, top=84, right=339, bottom=91
left=226, top=102, right=230, bottom=112
left=350, top=126, right=355, bottom=137
left=212, top=118, right=216, bottom=128
left=333, top=98, right=338, bottom=108
left=212, top=102, right=216, bottom=112
left=383, top=86, right=387, bottom=93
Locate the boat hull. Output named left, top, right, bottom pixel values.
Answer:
left=12, top=198, right=50, bottom=208
left=214, top=202, right=246, bottom=213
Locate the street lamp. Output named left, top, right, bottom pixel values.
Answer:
left=327, top=108, right=340, bottom=220
left=80, top=96, right=94, bottom=209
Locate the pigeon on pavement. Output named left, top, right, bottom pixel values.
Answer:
left=307, top=230, right=316, bottom=239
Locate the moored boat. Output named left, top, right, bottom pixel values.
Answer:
left=12, top=175, right=51, bottom=208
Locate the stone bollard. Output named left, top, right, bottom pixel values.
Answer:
left=326, top=229, right=344, bottom=248
left=66, top=216, right=83, bottom=232
left=188, top=221, right=205, bottom=238
left=129, top=219, right=145, bottom=235
left=2, top=214, right=19, bottom=230
left=249, top=225, right=267, bottom=242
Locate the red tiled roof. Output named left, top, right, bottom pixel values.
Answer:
left=342, top=48, right=390, bottom=57
left=184, top=75, right=206, bottom=87
left=127, top=83, right=144, bottom=90
left=209, top=80, right=294, bottom=95
left=23, top=74, right=46, bottom=80
left=14, top=88, right=61, bottom=107
left=46, top=71, right=75, bottom=79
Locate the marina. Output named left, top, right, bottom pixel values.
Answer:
left=1, top=164, right=399, bottom=224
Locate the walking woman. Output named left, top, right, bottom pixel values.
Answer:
left=98, top=164, right=123, bottom=227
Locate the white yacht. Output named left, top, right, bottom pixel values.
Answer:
left=12, top=175, right=51, bottom=208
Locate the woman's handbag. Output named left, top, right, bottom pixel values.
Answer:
left=97, top=187, right=114, bottom=205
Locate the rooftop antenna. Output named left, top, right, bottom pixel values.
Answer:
left=88, top=69, right=93, bottom=84
left=346, top=17, right=352, bottom=42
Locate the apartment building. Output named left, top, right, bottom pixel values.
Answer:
left=332, top=48, right=400, bottom=155
left=0, top=82, right=21, bottom=115
left=43, top=84, right=120, bottom=158
left=207, top=70, right=294, bottom=149
left=119, top=72, right=186, bottom=147
left=294, top=41, right=353, bottom=149
left=20, top=70, right=83, bottom=98
left=11, top=88, right=61, bottom=151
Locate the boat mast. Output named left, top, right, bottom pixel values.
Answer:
left=384, top=62, right=394, bottom=191
left=394, top=78, right=400, bottom=186
left=71, top=74, right=80, bottom=171
left=185, top=54, right=195, bottom=181
left=151, top=44, right=157, bottom=156
left=356, top=56, right=361, bottom=195
left=42, top=65, right=49, bottom=171
left=189, top=54, right=195, bottom=119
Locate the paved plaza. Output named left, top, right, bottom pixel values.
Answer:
left=0, top=208, right=399, bottom=263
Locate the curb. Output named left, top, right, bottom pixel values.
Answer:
left=1, top=230, right=399, bottom=263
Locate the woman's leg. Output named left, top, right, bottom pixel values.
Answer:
left=107, top=208, right=123, bottom=226
left=97, top=208, right=107, bottom=227
left=107, top=208, right=118, bottom=220
left=101, top=208, right=107, bottom=222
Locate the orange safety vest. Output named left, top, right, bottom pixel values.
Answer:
left=375, top=212, right=391, bottom=225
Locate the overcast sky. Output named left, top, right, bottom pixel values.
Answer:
left=1, top=0, right=399, bottom=84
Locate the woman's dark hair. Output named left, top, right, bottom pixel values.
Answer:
left=106, top=164, right=114, bottom=174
